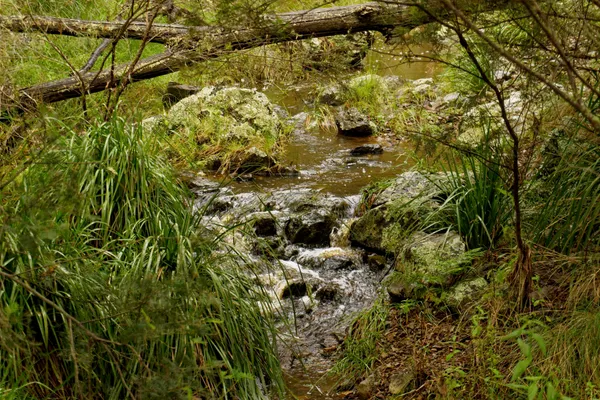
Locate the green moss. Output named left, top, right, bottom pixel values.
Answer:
left=147, top=87, right=288, bottom=173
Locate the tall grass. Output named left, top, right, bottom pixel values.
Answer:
left=0, top=117, right=283, bottom=399
left=432, top=129, right=512, bottom=251
left=532, top=142, right=600, bottom=254
left=331, top=298, right=389, bottom=379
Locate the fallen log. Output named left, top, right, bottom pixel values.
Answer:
left=1, top=1, right=508, bottom=112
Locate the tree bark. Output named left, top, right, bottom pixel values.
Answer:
left=0, top=1, right=506, bottom=113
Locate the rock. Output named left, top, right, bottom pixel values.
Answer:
left=356, top=374, right=376, bottom=400
left=350, top=172, right=444, bottom=253
left=412, top=78, right=433, bottom=86
left=372, top=171, right=441, bottom=208
left=272, top=104, right=289, bottom=119
left=301, top=295, right=316, bottom=312
left=249, top=212, right=278, bottom=236
left=442, top=92, right=460, bottom=104
left=389, top=372, right=415, bottom=395
left=335, top=108, right=377, bottom=137
left=317, top=85, right=345, bottom=106
left=411, top=78, right=433, bottom=96
left=205, top=156, right=222, bottom=171
left=315, top=281, right=342, bottom=301
left=350, top=206, right=388, bottom=252
left=278, top=279, right=308, bottom=299
left=270, top=189, right=350, bottom=216
left=400, top=232, right=468, bottom=287
left=494, top=69, right=514, bottom=83
left=446, top=277, right=488, bottom=308
left=184, top=175, right=221, bottom=193
left=367, top=253, right=387, bottom=272
left=387, top=279, right=424, bottom=303
left=350, top=144, right=383, bottom=156
left=285, top=211, right=337, bottom=246
left=413, top=83, right=431, bottom=94
left=231, top=146, right=277, bottom=173
left=349, top=74, right=389, bottom=92
left=296, top=247, right=362, bottom=271
left=162, top=81, right=200, bottom=106
left=141, top=115, right=168, bottom=134
left=167, top=86, right=283, bottom=171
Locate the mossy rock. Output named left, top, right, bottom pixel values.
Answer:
left=349, top=206, right=388, bottom=252
left=444, top=277, right=488, bottom=309
left=155, top=86, right=285, bottom=172
left=398, top=231, right=470, bottom=287
left=350, top=180, right=439, bottom=254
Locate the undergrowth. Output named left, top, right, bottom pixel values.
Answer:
left=0, top=117, right=283, bottom=399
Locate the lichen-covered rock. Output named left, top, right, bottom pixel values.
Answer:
left=387, top=279, right=424, bottom=303
left=445, top=277, right=488, bottom=308
left=335, top=107, right=377, bottom=137
left=389, top=372, right=416, bottom=395
left=399, top=232, right=469, bottom=287
left=357, top=374, right=377, bottom=400
left=317, top=85, right=345, bottom=106
left=141, top=115, right=168, bottom=134
left=350, top=206, right=388, bottom=252
left=350, top=172, right=443, bottom=253
left=166, top=86, right=284, bottom=172
left=372, top=171, right=440, bottom=208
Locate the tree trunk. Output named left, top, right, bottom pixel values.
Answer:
left=0, top=1, right=506, bottom=113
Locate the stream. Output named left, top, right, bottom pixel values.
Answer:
left=193, top=44, right=438, bottom=399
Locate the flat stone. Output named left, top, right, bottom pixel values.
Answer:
left=162, top=81, right=200, bottom=106
left=350, top=143, right=383, bottom=156
left=356, top=375, right=376, bottom=400
left=389, top=372, right=415, bottom=395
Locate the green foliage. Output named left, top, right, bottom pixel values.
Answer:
left=544, top=310, right=600, bottom=396
left=0, top=117, right=283, bottom=399
left=432, top=129, right=512, bottom=250
left=332, top=297, right=389, bottom=379
left=532, top=140, right=600, bottom=254
left=440, top=38, right=496, bottom=95
left=500, top=322, right=573, bottom=400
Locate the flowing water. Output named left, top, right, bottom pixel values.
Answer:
left=197, top=43, right=438, bottom=399
left=232, top=44, right=439, bottom=197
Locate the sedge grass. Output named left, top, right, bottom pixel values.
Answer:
left=0, top=116, right=284, bottom=399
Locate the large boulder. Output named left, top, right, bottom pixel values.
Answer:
left=335, top=107, right=377, bottom=136
left=350, top=171, right=443, bottom=253
left=163, top=86, right=284, bottom=172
